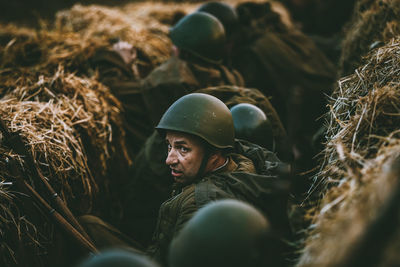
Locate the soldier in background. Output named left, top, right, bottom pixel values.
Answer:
left=197, top=1, right=336, bottom=197
left=89, top=40, right=154, bottom=155
left=140, top=11, right=244, bottom=128
left=230, top=103, right=274, bottom=151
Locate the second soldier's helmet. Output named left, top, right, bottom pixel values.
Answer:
left=156, top=93, right=235, bottom=149
left=197, top=1, right=239, bottom=38
left=168, top=199, right=272, bottom=267
left=230, top=103, right=274, bottom=149
left=169, top=12, right=226, bottom=63
left=77, top=248, right=159, bottom=267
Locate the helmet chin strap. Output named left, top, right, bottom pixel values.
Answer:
left=194, top=146, right=213, bottom=182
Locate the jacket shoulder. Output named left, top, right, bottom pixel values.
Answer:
left=234, top=139, right=281, bottom=175
left=142, top=57, right=199, bottom=88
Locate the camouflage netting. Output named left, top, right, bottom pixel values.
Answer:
left=297, top=37, right=400, bottom=266
left=339, top=0, right=400, bottom=77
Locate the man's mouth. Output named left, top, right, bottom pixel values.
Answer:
left=171, top=169, right=185, bottom=182
left=171, top=168, right=183, bottom=177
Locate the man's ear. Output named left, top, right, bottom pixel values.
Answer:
left=207, top=150, right=222, bottom=163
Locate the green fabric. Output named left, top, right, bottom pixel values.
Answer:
left=232, top=26, right=336, bottom=173
left=89, top=47, right=150, bottom=154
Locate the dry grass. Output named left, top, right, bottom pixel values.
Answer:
left=0, top=23, right=107, bottom=77
left=0, top=66, right=130, bottom=266
left=54, top=4, right=174, bottom=72
left=297, top=37, right=400, bottom=266
left=339, top=0, right=400, bottom=77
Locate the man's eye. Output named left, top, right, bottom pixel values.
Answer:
left=167, top=144, right=172, bottom=152
left=180, top=147, right=189, bottom=153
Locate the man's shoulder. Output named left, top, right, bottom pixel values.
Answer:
left=142, top=56, right=199, bottom=88
left=164, top=184, right=196, bottom=208
left=233, top=139, right=282, bottom=174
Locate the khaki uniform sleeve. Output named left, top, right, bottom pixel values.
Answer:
left=173, top=185, right=198, bottom=237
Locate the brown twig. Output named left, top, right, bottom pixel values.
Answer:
left=7, top=157, right=98, bottom=254
left=0, top=118, right=95, bottom=248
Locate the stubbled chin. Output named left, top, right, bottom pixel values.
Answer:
left=174, top=177, right=185, bottom=183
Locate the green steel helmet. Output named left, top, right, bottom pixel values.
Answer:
left=230, top=103, right=274, bottom=150
left=197, top=1, right=239, bottom=38
left=156, top=93, right=234, bottom=149
left=169, top=12, right=226, bottom=63
left=77, top=249, right=159, bottom=267
left=168, top=199, right=273, bottom=267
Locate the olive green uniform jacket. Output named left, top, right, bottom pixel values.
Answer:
left=147, top=140, right=290, bottom=265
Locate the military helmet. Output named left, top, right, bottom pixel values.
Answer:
left=169, top=12, right=226, bottom=63
left=156, top=93, right=235, bottom=149
left=197, top=1, right=239, bottom=38
left=230, top=103, right=273, bottom=149
left=77, top=249, right=159, bottom=267
left=168, top=199, right=271, bottom=267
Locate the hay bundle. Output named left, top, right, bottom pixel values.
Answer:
left=54, top=4, right=174, bottom=74
left=1, top=3, right=178, bottom=79
left=0, top=67, right=130, bottom=266
left=297, top=37, right=400, bottom=266
left=339, top=0, right=400, bottom=77
left=0, top=23, right=107, bottom=75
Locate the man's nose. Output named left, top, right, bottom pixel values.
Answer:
left=166, top=149, right=178, bottom=165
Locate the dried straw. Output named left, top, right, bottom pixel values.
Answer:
left=0, top=23, right=108, bottom=76
left=297, top=37, right=400, bottom=266
left=339, top=0, right=400, bottom=77
left=54, top=4, right=174, bottom=72
left=0, top=66, right=130, bottom=266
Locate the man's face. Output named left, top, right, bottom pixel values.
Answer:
left=165, top=131, right=205, bottom=185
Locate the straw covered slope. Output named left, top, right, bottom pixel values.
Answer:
left=0, top=3, right=178, bottom=79
left=0, top=66, right=131, bottom=266
left=54, top=3, right=176, bottom=77
left=0, top=23, right=112, bottom=79
left=339, top=0, right=400, bottom=77
left=297, top=37, right=400, bottom=266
